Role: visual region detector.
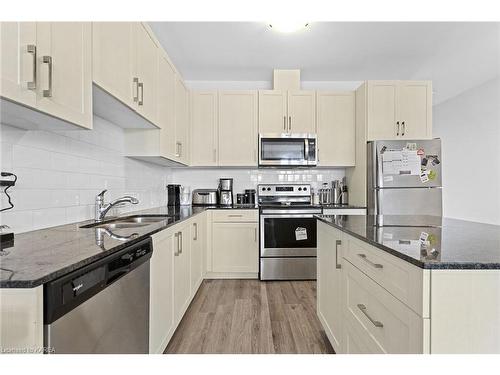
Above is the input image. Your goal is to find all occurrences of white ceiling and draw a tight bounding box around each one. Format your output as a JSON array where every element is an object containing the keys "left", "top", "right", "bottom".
[{"left": 149, "top": 22, "right": 500, "bottom": 104}]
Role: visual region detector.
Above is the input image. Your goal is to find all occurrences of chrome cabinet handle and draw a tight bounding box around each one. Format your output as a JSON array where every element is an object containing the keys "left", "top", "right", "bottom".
[
  {"left": 254, "top": 148, "right": 257, "bottom": 162},
  {"left": 193, "top": 223, "right": 198, "bottom": 241},
  {"left": 401, "top": 121, "right": 405, "bottom": 136},
  {"left": 133, "top": 77, "right": 139, "bottom": 102},
  {"left": 228, "top": 214, "right": 243, "bottom": 217},
  {"left": 357, "top": 253, "right": 383, "bottom": 269},
  {"left": 179, "top": 142, "right": 182, "bottom": 157},
  {"left": 288, "top": 116, "right": 292, "bottom": 132},
  {"left": 396, "top": 121, "right": 400, "bottom": 136},
  {"left": 283, "top": 116, "right": 286, "bottom": 131},
  {"left": 42, "top": 56, "right": 52, "bottom": 97},
  {"left": 254, "top": 227, "right": 257, "bottom": 242},
  {"left": 138, "top": 82, "right": 144, "bottom": 106},
  {"left": 213, "top": 149, "right": 217, "bottom": 162},
  {"left": 174, "top": 232, "right": 180, "bottom": 256},
  {"left": 27, "top": 44, "right": 36, "bottom": 90},
  {"left": 357, "top": 304, "right": 383, "bottom": 328},
  {"left": 335, "top": 240, "right": 342, "bottom": 269},
  {"left": 178, "top": 231, "right": 183, "bottom": 254},
  {"left": 176, "top": 142, "right": 181, "bottom": 157}
]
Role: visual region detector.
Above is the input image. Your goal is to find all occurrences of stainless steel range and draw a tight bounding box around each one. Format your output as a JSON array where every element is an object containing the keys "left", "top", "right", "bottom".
[{"left": 258, "top": 184, "right": 321, "bottom": 280}]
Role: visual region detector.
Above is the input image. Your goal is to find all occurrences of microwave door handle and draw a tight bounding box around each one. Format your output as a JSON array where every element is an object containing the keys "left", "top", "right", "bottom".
[{"left": 304, "top": 139, "right": 310, "bottom": 162}]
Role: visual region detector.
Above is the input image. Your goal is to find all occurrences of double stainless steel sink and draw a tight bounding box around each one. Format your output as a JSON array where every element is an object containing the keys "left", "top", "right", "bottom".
[{"left": 80, "top": 215, "right": 173, "bottom": 230}]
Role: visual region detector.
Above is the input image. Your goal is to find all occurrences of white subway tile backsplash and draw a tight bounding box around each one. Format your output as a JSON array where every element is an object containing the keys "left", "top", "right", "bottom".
[{"left": 1, "top": 116, "right": 170, "bottom": 233}]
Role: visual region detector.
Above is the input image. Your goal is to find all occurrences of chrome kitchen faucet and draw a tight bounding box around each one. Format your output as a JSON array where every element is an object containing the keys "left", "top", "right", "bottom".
[{"left": 95, "top": 189, "right": 139, "bottom": 222}]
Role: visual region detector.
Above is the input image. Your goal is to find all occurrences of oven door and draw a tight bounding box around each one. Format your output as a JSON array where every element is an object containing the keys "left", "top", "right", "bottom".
[
  {"left": 259, "top": 135, "right": 316, "bottom": 166},
  {"left": 260, "top": 214, "right": 317, "bottom": 257}
]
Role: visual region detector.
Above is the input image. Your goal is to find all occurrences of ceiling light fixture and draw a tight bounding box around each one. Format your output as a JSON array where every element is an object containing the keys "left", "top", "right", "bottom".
[{"left": 268, "top": 21, "right": 309, "bottom": 33}]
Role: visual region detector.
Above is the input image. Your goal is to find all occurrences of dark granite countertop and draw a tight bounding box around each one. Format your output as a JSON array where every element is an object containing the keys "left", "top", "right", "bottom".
[
  {"left": 0, "top": 205, "right": 257, "bottom": 288},
  {"left": 316, "top": 214, "right": 500, "bottom": 270}
]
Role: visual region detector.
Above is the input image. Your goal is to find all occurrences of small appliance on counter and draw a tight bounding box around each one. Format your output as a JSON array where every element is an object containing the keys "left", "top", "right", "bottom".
[
  {"left": 167, "top": 184, "right": 180, "bottom": 206},
  {"left": 192, "top": 189, "right": 218, "bottom": 206},
  {"left": 218, "top": 178, "right": 234, "bottom": 206},
  {"left": 179, "top": 185, "right": 191, "bottom": 206}
]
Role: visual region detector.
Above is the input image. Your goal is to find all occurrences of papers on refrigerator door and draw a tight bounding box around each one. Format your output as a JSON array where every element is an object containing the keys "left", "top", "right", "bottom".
[
  {"left": 382, "top": 149, "right": 420, "bottom": 176},
  {"left": 295, "top": 227, "right": 308, "bottom": 241}
]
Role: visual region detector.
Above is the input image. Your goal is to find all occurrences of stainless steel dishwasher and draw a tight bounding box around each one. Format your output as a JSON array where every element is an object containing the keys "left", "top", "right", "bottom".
[{"left": 44, "top": 237, "right": 152, "bottom": 354}]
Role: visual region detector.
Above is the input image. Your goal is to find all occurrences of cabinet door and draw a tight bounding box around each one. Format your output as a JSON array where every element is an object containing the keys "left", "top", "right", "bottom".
[
  {"left": 212, "top": 222, "right": 258, "bottom": 273},
  {"left": 367, "top": 81, "right": 398, "bottom": 140},
  {"left": 258, "top": 90, "right": 287, "bottom": 134},
  {"left": 317, "top": 221, "right": 343, "bottom": 353},
  {"left": 0, "top": 22, "right": 37, "bottom": 107},
  {"left": 191, "top": 91, "right": 218, "bottom": 166},
  {"left": 157, "top": 52, "right": 177, "bottom": 159},
  {"left": 150, "top": 229, "right": 175, "bottom": 353},
  {"left": 92, "top": 22, "right": 135, "bottom": 107},
  {"left": 173, "top": 225, "right": 191, "bottom": 323},
  {"left": 218, "top": 90, "right": 258, "bottom": 166},
  {"left": 36, "top": 22, "right": 92, "bottom": 129},
  {"left": 135, "top": 24, "right": 158, "bottom": 124},
  {"left": 287, "top": 90, "right": 316, "bottom": 133},
  {"left": 316, "top": 91, "right": 355, "bottom": 166},
  {"left": 398, "top": 81, "right": 432, "bottom": 139},
  {"left": 175, "top": 76, "right": 190, "bottom": 164},
  {"left": 190, "top": 215, "right": 205, "bottom": 294}
]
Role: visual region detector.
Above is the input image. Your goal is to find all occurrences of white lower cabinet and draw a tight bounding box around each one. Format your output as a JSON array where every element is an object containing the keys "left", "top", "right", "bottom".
[
  {"left": 317, "top": 221, "right": 343, "bottom": 353},
  {"left": 342, "top": 260, "right": 426, "bottom": 354},
  {"left": 317, "top": 221, "right": 430, "bottom": 354},
  {"left": 209, "top": 210, "right": 259, "bottom": 277},
  {"left": 190, "top": 213, "right": 206, "bottom": 294},
  {"left": 173, "top": 221, "right": 192, "bottom": 324},
  {"left": 149, "top": 227, "right": 175, "bottom": 354}
]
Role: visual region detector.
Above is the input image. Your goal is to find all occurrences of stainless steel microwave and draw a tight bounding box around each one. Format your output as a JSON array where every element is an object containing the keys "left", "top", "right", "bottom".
[{"left": 259, "top": 134, "right": 317, "bottom": 167}]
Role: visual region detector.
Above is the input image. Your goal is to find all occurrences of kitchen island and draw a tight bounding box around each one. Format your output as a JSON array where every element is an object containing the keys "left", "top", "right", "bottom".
[{"left": 315, "top": 214, "right": 500, "bottom": 354}]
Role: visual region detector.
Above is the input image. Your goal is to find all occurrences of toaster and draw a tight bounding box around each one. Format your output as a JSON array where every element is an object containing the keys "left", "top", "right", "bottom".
[{"left": 192, "top": 189, "right": 218, "bottom": 205}]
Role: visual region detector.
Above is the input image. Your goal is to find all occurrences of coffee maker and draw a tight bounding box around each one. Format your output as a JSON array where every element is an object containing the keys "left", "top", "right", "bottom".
[{"left": 218, "top": 178, "right": 233, "bottom": 206}]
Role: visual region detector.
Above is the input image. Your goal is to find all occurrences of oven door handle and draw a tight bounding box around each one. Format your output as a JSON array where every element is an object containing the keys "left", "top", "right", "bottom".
[{"left": 260, "top": 212, "right": 321, "bottom": 217}]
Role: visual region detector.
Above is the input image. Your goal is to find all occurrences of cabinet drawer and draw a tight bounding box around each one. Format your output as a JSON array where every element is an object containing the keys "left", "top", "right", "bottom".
[
  {"left": 343, "top": 260, "right": 426, "bottom": 353},
  {"left": 212, "top": 209, "right": 258, "bottom": 222},
  {"left": 343, "top": 235, "right": 428, "bottom": 316}
]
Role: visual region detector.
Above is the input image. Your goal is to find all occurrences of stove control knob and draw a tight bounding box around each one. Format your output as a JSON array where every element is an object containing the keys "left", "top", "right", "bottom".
[
  {"left": 303, "top": 187, "right": 307, "bottom": 191},
  {"left": 298, "top": 187, "right": 302, "bottom": 191},
  {"left": 267, "top": 187, "right": 271, "bottom": 191},
  {"left": 261, "top": 187, "right": 266, "bottom": 191}
]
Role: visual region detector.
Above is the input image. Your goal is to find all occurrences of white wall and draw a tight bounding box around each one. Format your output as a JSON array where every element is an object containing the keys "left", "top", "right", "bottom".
[
  {"left": 168, "top": 168, "right": 345, "bottom": 198},
  {"left": 0, "top": 116, "right": 170, "bottom": 233},
  {"left": 433, "top": 77, "right": 500, "bottom": 225}
]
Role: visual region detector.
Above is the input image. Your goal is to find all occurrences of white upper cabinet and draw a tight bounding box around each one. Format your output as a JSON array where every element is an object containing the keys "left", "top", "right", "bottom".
[
  {"left": 157, "top": 52, "right": 177, "bottom": 160},
  {"left": 218, "top": 90, "right": 258, "bottom": 166},
  {"left": 134, "top": 24, "right": 158, "bottom": 124},
  {"left": 174, "top": 76, "right": 190, "bottom": 165},
  {"left": 316, "top": 91, "right": 355, "bottom": 166},
  {"left": 36, "top": 22, "right": 92, "bottom": 129},
  {"left": 367, "top": 80, "right": 432, "bottom": 140},
  {"left": 397, "top": 81, "right": 432, "bottom": 139},
  {"left": 258, "top": 90, "right": 316, "bottom": 134},
  {"left": 0, "top": 22, "right": 92, "bottom": 129},
  {"left": 190, "top": 91, "right": 218, "bottom": 166},
  {"left": 92, "top": 22, "right": 135, "bottom": 107},
  {"left": 258, "top": 90, "right": 287, "bottom": 133},
  {"left": 0, "top": 22, "right": 37, "bottom": 107},
  {"left": 287, "top": 90, "right": 316, "bottom": 133}
]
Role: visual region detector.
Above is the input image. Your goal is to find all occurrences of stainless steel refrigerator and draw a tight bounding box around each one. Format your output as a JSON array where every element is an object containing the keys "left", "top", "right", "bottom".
[{"left": 367, "top": 139, "right": 442, "bottom": 219}]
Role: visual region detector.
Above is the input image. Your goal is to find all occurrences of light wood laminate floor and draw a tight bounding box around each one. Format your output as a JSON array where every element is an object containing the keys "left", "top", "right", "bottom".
[{"left": 165, "top": 279, "right": 334, "bottom": 354}]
